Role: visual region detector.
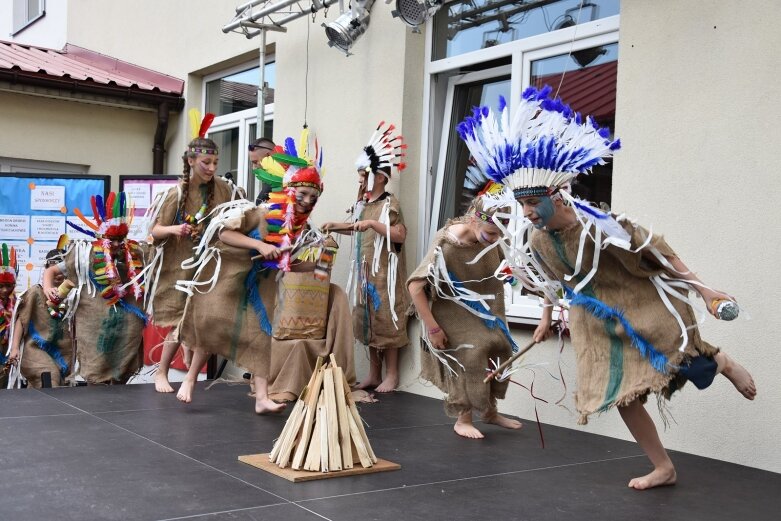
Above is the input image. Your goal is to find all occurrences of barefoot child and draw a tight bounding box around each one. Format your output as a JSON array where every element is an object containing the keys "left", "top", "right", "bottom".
[
  {"left": 457, "top": 86, "right": 756, "bottom": 486},
  {"left": 147, "top": 112, "right": 240, "bottom": 393},
  {"left": 323, "top": 122, "right": 410, "bottom": 393},
  {"left": 407, "top": 193, "right": 522, "bottom": 439},
  {"left": 8, "top": 246, "right": 74, "bottom": 388},
  {"left": 176, "top": 131, "right": 330, "bottom": 413}
]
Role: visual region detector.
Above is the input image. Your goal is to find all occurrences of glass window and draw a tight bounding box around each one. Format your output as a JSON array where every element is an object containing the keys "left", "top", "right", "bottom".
[
  {"left": 432, "top": 0, "right": 619, "bottom": 61},
  {"left": 12, "top": 0, "right": 44, "bottom": 33},
  {"left": 205, "top": 61, "right": 276, "bottom": 117},
  {"left": 529, "top": 42, "right": 619, "bottom": 207},
  {"left": 208, "top": 127, "right": 240, "bottom": 183}
]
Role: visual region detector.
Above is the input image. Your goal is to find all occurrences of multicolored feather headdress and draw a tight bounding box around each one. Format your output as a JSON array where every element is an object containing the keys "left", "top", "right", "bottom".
[
  {"left": 68, "top": 192, "right": 134, "bottom": 240},
  {"left": 252, "top": 145, "right": 286, "bottom": 192},
  {"left": 261, "top": 129, "right": 325, "bottom": 272},
  {"left": 187, "top": 109, "right": 217, "bottom": 155},
  {"left": 0, "top": 243, "right": 18, "bottom": 285},
  {"left": 355, "top": 121, "right": 407, "bottom": 196},
  {"left": 456, "top": 85, "right": 620, "bottom": 199}
]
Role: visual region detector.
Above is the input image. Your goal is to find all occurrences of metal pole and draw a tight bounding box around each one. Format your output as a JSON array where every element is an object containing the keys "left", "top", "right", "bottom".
[{"left": 257, "top": 28, "right": 266, "bottom": 140}]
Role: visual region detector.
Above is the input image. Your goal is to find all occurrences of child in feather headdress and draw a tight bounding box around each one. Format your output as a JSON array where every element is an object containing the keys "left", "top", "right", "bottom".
[
  {"left": 147, "top": 111, "right": 242, "bottom": 394},
  {"left": 459, "top": 86, "right": 756, "bottom": 488},
  {"left": 0, "top": 243, "right": 19, "bottom": 387},
  {"left": 43, "top": 193, "right": 146, "bottom": 385},
  {"left": 176, "top": 130, "right": 337, "bottom": 413},
  {"left": 323, "top": 122, "right": 411, "bottom": 393}
]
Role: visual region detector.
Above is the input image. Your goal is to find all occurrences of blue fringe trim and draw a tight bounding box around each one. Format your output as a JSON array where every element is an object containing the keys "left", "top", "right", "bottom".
[
  {"left": 366, "top": 282, "right": 381, "bottom": 312},
  {"left": 245, "top": 261, "right": 272, "bottom": 335},
  {"left": 117, "top": 299, "right": 148, "bottom": 326},
  {"left": 28, "top": 321, "right": 69, "bottom": 376},
  {"left": 66, "top": 220, "right": 97, "bottom": 238},
  {"left": 566, "top": 288, "right": 672, "bottom": 373},
  {"left": 447, "top": 271, "right": 519, "bottom": 353}
]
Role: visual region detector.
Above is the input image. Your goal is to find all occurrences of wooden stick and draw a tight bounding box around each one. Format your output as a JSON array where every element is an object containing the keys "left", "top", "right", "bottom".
[
  {"left": 323, "top": 367, "right": 342, "bottom": 471},
  {"left": 292, "top": 360, "right": 325, "bottom": 470},
  {"left": 342, "top": 376, "right": 376, "bottom": 463},
  {"left": 250, "top": 245, "right": 293, "bottom": 261},
  {"left": 333, "top": 366, "right": 353, "bottom": 469},
  {"left": 347, "top": 411, "right": 373, "bottom": 468},
  {"left": 304, "top": 394, "right": 324, "bottom": 472},
  {"left": 482, "top": 320, "right": 561, "bottom": 383},
  {"left": 276, "top": 398, "right": 307, "bottom": 468}
]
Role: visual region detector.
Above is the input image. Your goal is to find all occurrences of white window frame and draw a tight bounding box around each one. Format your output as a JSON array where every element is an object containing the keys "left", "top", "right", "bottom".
[
  {"left": 201, "top": 58, "right": 276, "bottom": 199},
  {"left": 419, "top": 13, "right": 620, "bottom": 323},
  {"left": 12, "top": 0, "right": 45, "bottom": 35}
]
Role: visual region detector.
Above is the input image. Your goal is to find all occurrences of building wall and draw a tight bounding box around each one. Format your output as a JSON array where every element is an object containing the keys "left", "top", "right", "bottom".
[
  {"left": 404, "top": 0, "right": 781, "bottom": 474},
  {"left": 0, "top": 90, "right": 156, "bottom": 181},
  {"left": 1, "top": 0, "right": 68, "bottom": 49}
]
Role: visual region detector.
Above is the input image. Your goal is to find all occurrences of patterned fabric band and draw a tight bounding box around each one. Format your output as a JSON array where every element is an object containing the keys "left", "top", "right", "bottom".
[
  {"left": 513, "top": 186, "right": 552, "bottom": 198},
  {"left": 287, "top": 181, "right": 322, "bottom": 192},
  {"left": 475, "top": 210, "right": 509, "bottom": 226},
  {"left": 189, "top": 147, "right": 218, "bottom": 155}
]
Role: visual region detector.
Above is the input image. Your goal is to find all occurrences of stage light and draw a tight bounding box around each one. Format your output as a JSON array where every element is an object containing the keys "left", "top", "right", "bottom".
[
  {"left": 323, "top": 9, "right": 372, "bottom": 55},
  {"left": 392, "top": 0, "right": 443, "bottom": 31}
]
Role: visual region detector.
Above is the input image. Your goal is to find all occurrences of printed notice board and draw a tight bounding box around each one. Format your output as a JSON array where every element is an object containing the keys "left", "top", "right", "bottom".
[
  {"left": 119, "top": 175, "right": 180, "bottom": 242},
  {"left": 0, "top": 173, "right": 109, "bottom": 290}
]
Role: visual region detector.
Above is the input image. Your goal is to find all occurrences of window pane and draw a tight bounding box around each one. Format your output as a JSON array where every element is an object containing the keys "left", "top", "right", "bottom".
[
  {"left": 208, "top": 127, "right": 240, "bottom": 187},
  {"left": 27, "top": 0, "right": 42, "bottom": 19},
  {"left": 205, "top": 62, "right": 276, "bottom": 117},
  {"left": 433, "top": 0, "right": 619, "bottom": 60},
  {"left": 436, "top": 75, "right": 511, "bottom": 229},
  {"left": 246, "top": 120, "right": 275, "bottom": 203},
  {"left": 530, "top": 42, "right": 619, "bottom": 207}
]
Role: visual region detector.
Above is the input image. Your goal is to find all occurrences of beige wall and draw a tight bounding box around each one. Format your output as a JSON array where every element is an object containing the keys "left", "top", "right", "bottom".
[
  {"left": 403, "top": 0, "right": 781, "bottom": 473},
  {"left": 0, "top": 90, "right": 157, "bottom": 185}
]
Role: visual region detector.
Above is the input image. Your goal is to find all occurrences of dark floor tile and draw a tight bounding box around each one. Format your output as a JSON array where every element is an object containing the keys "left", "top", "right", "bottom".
[
  {"left": 0, "top": 414, "right": 282, "bottom": 521},
  {"left": 0, "top": 388, "right": 80, "bottom": 418},
  {"left": 162, "top": 503, "right": 330, "bottom": 521},
  {"left": 177, "top": 419, "right": 642, "bottom": 502},
  {"left": 353, "top": 391, "right": 452, "bottom": 430},
  {"left": 301, "top": 456, "right": 781, "bottom": 521},
  {"left": 39, "top": 382, "right": 181, "bottom": 413}
]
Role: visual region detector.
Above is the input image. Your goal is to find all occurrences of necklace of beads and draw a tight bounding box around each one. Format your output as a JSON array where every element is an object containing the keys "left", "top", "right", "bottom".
[
  {"left": 91, "top": 241, "right": 144, "bottom": 306},
  {"left": 180, "top": 184, "right": 209, "bottom": 225},
  {"left": 0, "top": 295, "right": 14, "bottom": 343}
]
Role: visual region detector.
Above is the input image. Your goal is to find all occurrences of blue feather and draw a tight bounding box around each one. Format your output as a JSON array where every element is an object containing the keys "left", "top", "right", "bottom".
[
  {"left": 245, "top": 262, "right": 272, "bottom": 335},
  {"left": 284, "top": 137, "right": 297, "bottom": 158},
  {"left": 566, "top": 289, "right": 672, "bottom": 373},
  {"left": 609, "top": 139, "right": 622, "bottom": 151},
  {"left": 95, "top": 195, "right": 106, "bottom": 221},
  {"left": 119, "top": 192, "right": 127, "bottom": 218},
  {"left": 572, "top": 200, "right": 609, "bottom": 220},
  {"left": 65, "top": 220, "right": 97, "bottom": 238},
  {"left": 497, "top": 95, "right": 507, "bottom": 112}
]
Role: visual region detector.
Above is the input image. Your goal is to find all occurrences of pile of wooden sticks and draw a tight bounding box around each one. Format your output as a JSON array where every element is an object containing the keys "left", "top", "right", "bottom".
[{"left": 268, "top": 355, "right": 377, "bottom": 472}]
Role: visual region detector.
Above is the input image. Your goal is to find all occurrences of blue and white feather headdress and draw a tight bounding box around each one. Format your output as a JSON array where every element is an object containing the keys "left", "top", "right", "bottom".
[{"left": 457, "top": 85, "right": 620, "bottom": 198}]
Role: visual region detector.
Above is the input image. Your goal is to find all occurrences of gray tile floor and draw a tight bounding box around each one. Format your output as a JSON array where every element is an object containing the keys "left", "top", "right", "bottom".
[{"left": 1, "top": 383, "right": 778, "bottom": 521}]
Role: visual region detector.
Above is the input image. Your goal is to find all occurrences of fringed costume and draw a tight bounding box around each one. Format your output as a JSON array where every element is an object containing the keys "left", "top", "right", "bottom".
[
  {"left": 63, "top": 192, "right": 146, "bottom": 384},
  {"left": 408, "top": 218, "right": 514, "bottom": 417},
  {"left": 456, "top": 85, "right": 723, "bottom": 424},
  {"left": 348, "top": 122, "right": 410, "bottom": 351},
  {"left": 0, "top": 244, "right": 18, "bottom": 388}
]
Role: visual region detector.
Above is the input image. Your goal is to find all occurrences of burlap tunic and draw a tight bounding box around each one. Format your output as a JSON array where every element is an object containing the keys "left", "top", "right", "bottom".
[
  {"left": 65, "top": 244, "right": 145, "bottom": 384},
  {"left": 179, "top": 206, "right": 274, "bottom": 376},
  {"left": 351, "top": 193, "right": 410, "bottom": 349},
  {"left": 408, "top": 220, "right": 512, "bottom": 417},
  {"left": 15, "top": 285, "right": 73, "bottom": 387},
  {"left": 150, "top": 177, "right": 236, "bottom": 327},
  {"left": 530, "top": 221, "right": 719, "bottom": 423}
]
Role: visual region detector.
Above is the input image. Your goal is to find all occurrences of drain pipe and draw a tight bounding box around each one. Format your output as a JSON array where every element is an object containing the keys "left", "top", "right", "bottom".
[{"left": 153, "top": 101, "right": 170, "bottom": 175}]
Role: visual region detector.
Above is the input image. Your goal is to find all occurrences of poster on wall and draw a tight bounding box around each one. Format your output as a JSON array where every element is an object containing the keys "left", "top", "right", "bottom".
[
  {"left": 0, "top": 173, "right": 110, "bottom": 291},
  {"left": 119, "top": 175, "right": 180, "bottom": 242}
]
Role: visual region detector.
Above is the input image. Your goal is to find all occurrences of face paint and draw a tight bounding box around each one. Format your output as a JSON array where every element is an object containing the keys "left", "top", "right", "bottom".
[{"left": 533, "top": 196, "right": 555, "bottom": 229}]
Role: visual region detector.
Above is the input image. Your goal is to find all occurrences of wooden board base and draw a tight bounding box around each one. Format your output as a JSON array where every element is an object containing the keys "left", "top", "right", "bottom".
[{"left": 238, "top": 453, "right": 401, "bottom": 483}]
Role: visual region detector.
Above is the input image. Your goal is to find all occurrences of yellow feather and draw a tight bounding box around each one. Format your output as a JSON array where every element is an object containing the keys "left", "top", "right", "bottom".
[
  {"left": 260, "top": 156, "right": 285, "bottom": 177},
  {"left": 188, "top": 109, "right": 201, "bottom": 140},
  {"left": 299, "top": 128, "right": 310, "bottom": 162}
]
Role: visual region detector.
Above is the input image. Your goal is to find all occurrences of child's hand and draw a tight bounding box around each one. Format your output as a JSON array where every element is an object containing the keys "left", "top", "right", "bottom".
[
  {"left": 699, "top": 287, "right": 736, "bottom": 318},
  {"left": 8, "top": 347, "right": 20, "bottom": 365},
  {"left": 428, "top": 325, "right": 448, "bottom": 350},
  {"left": 353, "top": 220, "right": 376, "bottom": 232},
  {"left": 256, "top": 242, "right": 281, "bottom": 260},
  {"left": 171, "top": 223, "right": 192, "bottom": 237},
  {"left": 44, "top": 286, "right": 59, "bottom": 302},
  {"left": 533, "top": 317, "right": 553, "bottom": 343}
]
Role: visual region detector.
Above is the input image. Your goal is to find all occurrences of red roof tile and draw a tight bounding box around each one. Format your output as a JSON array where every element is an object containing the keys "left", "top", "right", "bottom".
[
  {"left": 0, "top": 40, "right": 183, "bottom": 95},
  {"left": 532, "top": 60, "right": 617, "bottom": 124}
]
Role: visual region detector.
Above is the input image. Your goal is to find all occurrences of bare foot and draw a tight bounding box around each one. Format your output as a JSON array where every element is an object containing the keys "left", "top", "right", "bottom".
[
  {"left": 720, "top": 353, "right": 757, "bottom": 400},
  {"left": 375, "top": 375, "right": 398, "bottom": 393},
  {"left": 255, "top": 397, "right": 286, "bottom": 415},
  {"left": 628, "top": 466, "right": 677, "bottom": 490},
  {"left": 356, "top": 377, "right": 381, "bottom": 390},
  {"left": 454, "top": 414, "right": 484, "bottom": 439},
  {"left": 483, "top": 411, "right": 523, "bottom": 430},
  {"left": 154, "top": 372, "right": 175, "bottom": 393},
  {"left": 176, "top": 379, "right": 196, "bottom": 403}
]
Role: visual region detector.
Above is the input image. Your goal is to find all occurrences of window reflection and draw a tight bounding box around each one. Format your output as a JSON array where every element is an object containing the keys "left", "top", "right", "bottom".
[
  {"left": 432, "top": 0, "right": 619, "bottom": 60},
  {"left": 205, "top": 62, "right": 276, "bottom": 117}
]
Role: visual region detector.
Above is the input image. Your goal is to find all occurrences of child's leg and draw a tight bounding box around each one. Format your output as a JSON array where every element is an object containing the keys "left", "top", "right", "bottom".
[
  {"left": 454, "top": 409, "right": 484, "bottom": 439},
  {"left": 714, "top": 351, "right": 756, "bottom": 399},
  {"left": 356, "top": 347, "right": 382, "bottom": 389},
  {"left": 375, "top": 348, "right": 399, "bottom": 393},
  {"left": 182, "top": 343, "right": 192, "bottom": 369},
  {"left": 154, "top": 329, "right": 179, "bottom": 393},
  {"left": 176, "top": 348, "right": 209, "bottom": 403},
  {"left": 253, "top": 374, "right": 286, "bottom": 414},
  {"left": 617, "top": 399, "right": 676, "bottom": 490}
]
